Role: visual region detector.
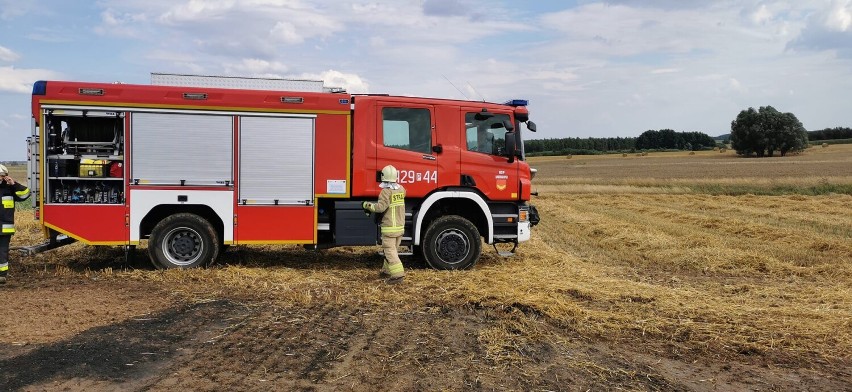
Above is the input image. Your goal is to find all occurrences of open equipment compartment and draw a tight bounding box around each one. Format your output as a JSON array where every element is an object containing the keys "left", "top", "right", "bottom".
[{"left": 43, "top": 109, "right": 125, "bottom": 204}]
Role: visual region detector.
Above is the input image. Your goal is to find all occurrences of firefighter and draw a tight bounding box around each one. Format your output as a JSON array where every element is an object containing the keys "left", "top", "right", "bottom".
[
  {"left": 362, "top": 165, "right": 406, "bottom": 284},
  {"left": 0, "top": 164, "right": 30, "bottom": 284}
]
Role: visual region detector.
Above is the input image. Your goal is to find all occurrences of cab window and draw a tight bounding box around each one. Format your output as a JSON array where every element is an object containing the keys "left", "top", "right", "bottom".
[
  {"left": 382, "top": 107, "right": 432, "bottom": 154},
  {"left": 465, "top": 112, "right": 510, "bottom": 156}
]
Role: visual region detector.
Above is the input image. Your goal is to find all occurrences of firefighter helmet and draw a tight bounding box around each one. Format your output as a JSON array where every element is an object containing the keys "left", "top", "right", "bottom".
[
  {"left": 381, "top": 165, "right": 398, "bottom": 183},
  {"left": 0, "top": 164, "right": 7, "bottom": 176}
]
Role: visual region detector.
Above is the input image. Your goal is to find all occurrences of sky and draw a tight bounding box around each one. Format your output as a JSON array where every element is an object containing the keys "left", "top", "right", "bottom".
[{"left": 1, "top": 0, "right": 852, "bottom": 160}]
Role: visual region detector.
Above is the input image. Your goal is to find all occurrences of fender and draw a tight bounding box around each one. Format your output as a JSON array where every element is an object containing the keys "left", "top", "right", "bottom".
[
  {"left": 413, "top": 191, "right": 493, "bottom": 245},
  {"left": 129, "top": 188, "right": 233, "bottom": 243}
]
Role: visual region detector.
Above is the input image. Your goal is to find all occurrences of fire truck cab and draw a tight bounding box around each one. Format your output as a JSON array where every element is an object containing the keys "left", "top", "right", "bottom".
[{"left": 27, "top": 78, "right": 539, "bottom": 270}]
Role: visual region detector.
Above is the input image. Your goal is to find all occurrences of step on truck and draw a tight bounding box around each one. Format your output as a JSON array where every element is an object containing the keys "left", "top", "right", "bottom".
[{"left": 26, "top": 76, "right": 540, "bottom": 270}]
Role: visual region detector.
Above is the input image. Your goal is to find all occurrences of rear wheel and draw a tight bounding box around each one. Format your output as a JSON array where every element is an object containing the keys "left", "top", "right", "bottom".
[
  {"left": 148, "top": 213, "right": 220, "bottom": 269},
  {"left": 421, "top": 215, "right": 481, "bottom": 270}
]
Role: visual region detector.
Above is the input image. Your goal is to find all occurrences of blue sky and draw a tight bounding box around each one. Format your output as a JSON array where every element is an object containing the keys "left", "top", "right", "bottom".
[{"left": 2, "top": 0, "right": 852, "bottom": 160}]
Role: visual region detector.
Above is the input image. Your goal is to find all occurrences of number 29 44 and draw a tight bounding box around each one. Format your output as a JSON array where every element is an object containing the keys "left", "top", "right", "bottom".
[{"left": 398, "top": 170, "right": 438, "bottom": 184}]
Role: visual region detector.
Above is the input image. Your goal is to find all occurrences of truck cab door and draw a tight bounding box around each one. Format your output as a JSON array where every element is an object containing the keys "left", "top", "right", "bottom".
[
  {"left": 459, "top": 109, "right": 519, "bottom": 200},
  {"left": 374, "top": 103, "right": 438, "bottom": 198}
]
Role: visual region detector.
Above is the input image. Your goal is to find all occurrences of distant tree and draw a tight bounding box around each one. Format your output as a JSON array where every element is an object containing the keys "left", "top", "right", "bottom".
[
  {"left": 636, "top": 129, "right": 715, "bottom": 150},
  {"left": 730, "top": 106, "right": 808, "bottom": 157}
]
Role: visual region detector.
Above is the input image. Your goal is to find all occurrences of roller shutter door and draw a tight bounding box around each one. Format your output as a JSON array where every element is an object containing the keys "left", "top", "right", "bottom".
[
  {"left": 239, "top": 116, "right": 314, "bottom": 205},
  {"left": 131, "top": 112, "right": 233, "bottom": 185}
]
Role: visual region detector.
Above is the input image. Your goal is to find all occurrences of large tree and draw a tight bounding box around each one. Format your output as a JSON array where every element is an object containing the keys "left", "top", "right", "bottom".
[{"left": 730, "top": 106, "right": 808, "bottom": 157}]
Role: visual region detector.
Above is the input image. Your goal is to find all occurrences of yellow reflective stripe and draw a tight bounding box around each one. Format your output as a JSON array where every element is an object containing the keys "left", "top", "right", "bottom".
[
  {"left": 2, "top": 200, "right": 12, "bottom": 209},
  {"left": 381, "top": 226, "right": 403, "bottom": 233},
  {"left": 1, "top": 224, "right": 14, "bottom": 234},
  {"left": 387, "top": 262, "right": 404, "bottom": 274},
  {"left": 15, "top": 188, "right": 30, "bottom": 199},
  {"left": 0, "top": 264, "right": 8, "bottom": 272}
]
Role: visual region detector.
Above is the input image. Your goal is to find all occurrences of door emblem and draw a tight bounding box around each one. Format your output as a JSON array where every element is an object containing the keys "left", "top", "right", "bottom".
[{"left": 495, "top": 174, "right": 508, "bottom": 191}]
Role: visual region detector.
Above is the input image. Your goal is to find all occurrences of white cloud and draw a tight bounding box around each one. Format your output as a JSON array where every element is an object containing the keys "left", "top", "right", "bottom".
[
  {"left": 299, "top": 70, "right": 369, "bottom": 94},
  {"left": 825, "top": 0, "right": 852, "bottom": 31},
  {"left": 158, "top": 0, "right": 236, "bottom": 24},
  {"left": 728, "top": 77, "right": 747, "bottom": 93},
  {"left": 0, "top": 66, "right": 63, "bottom": 94},
  {"left": 96, "top": 9, "right": 149, "bottom": 37},
  {"left": 787, "top": 0, "right": 852, "bottom": 56},
  {"left": 224, "top": 58, "right": 289, "bottom": 75},
  {"left": 751, "top": 4, "right": 773, "bottom": 24},
  {"left": 651, "top": 68, "right": 680, "bottom": 74},
  {"left": 269, "top": 21, "right": 304, "bottom": 44},
  {"left": 0, "top": 46, "right": 20, "bottom": 62}
]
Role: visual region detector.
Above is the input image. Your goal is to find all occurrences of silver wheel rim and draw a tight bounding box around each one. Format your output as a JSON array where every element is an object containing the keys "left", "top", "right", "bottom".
[
  {"left": 435, "top": 228, "right": 470, "bottom": 265},
  {"left": 161, "top": 227, "right": 204, "bottom": 266}
]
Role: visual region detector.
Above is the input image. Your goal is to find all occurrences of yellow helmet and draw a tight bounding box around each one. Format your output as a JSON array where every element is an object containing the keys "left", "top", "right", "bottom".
[{"left": 381, "top": 165, "right": 398, "bottom": 182}]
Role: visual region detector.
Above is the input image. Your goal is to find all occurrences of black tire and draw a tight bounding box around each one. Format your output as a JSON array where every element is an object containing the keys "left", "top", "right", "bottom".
[
  {"left": 148, "top": 213, "right": 220, "bottom": 269},
  {"left": 421, "top": 215, "right": 481, "bottom": 270}
]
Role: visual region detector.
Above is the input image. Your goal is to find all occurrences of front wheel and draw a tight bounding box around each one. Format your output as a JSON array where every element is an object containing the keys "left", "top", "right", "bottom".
[
  {"left": 421, "top": 215, "right": 481, "bottom": 270},
  {"left": 148, "top": 213, "right": 220, "bottom": 269}
]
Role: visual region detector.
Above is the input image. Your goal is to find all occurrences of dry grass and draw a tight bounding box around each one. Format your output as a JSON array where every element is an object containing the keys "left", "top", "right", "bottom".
[
  {"left": 531, "top": 144, "right": 852, "bottom": 195},
  {"left": 9, "top": 144, "right": 852, "bottom": 370}
]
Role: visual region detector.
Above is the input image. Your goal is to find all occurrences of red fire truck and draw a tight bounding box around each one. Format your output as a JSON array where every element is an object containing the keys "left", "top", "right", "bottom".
[{"left": 26, "top": 77, "right": 539, "bottom": 270}]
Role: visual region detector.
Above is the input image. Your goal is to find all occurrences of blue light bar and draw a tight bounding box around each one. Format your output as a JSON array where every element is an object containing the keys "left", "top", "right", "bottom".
[
  {"left": 504, "top": 99, "right": 528, "bottom": 106},
  {"left": 32, "top": 80, "right": 47, "bottom": 95}
]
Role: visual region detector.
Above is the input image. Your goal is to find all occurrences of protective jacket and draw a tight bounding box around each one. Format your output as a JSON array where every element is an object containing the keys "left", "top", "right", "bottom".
[
  {"left": 366, "top": 184, "right": 406, "bottom": 237},
  {"left": 1, "top": 181, "right": 30, "bottom": 235}
]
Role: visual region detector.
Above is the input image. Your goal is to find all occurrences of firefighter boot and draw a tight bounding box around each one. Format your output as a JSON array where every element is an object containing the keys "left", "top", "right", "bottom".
[
  {"left": 0, "top": 270, "right": 6, "bottom": 285},
  {"left": 379, "top": 259, "right": 391, "bottom": 278},
  {"left": 385, "top": 261, "right": 404, "bottom": 284}
]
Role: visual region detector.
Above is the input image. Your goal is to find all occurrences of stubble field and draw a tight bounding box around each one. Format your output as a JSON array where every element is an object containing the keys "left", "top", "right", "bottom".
[{"left": 1, "top": 145, "right": 850, "bottom": 391}]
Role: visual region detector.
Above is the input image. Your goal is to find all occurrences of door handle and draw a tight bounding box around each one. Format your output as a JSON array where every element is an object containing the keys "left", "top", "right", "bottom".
[{"left": 422, "top": 155, "right": 436, "bottom": 161}]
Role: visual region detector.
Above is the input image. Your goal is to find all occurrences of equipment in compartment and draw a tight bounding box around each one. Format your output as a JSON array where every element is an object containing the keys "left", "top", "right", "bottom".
[
  {"left": 48, "top": 159, "right": 77, "bottom": 177},
  {"left": 51, "top": 181, "right": 124, "bottom": 204},
  {"left": 46, "top": 111, "right": 124, "bottom": 156},
  {"left": 78, "top": 159, "right": 110, "bottom": 177}
]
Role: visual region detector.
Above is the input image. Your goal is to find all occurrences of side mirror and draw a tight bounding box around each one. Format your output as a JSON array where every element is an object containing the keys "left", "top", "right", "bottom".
[
  {"left": 502, "top": 119, "right": 515, "bottom": 131},
  {"left": 526, "top": 121, "right": 537, "bottom": 132},
  {"left": 504, "top": 131, "right": 516, "bottom": 163}
]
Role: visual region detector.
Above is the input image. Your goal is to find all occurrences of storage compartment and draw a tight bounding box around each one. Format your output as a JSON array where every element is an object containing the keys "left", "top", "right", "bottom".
[
  {"left": 43, "top": 108, "right": 125, "bottom": 204},
  {"left": 50, "top": 180, "right": 124, "bottom": 204},
  {"left": 334, "top": 201, "right": 379, "bottom": 246}
]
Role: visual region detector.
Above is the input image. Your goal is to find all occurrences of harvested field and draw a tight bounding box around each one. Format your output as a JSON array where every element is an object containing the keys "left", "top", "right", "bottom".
[{"left": 2, "top": 145, "right": 851, "bottom": 391}]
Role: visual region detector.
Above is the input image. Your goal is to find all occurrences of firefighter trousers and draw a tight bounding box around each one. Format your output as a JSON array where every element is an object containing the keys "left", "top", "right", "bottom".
[
  {"left": 381, "top": 235, "right": 404, "bottom": 279},
  {"left": 0, "top": 235, "right": 10, "bottom": 278}
]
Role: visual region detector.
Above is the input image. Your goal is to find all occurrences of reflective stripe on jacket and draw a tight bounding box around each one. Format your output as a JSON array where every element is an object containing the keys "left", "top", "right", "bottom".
[
  {"left": 1, "top": 182, "right": 30, "bottom": 236},
  {"left": 368, "top": 185, "right": 406, "bottom": 237}
]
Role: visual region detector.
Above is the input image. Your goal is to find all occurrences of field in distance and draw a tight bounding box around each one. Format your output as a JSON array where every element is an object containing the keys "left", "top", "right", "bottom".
[{"left": 1, "top": 145, "right": 850, "bottom": 391}]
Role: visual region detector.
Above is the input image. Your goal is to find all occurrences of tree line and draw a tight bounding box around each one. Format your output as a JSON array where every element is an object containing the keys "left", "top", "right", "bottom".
[
  {"left": 524, "top": 137, "right": 637, "bottom": 155},
  {"left": 525, "top": 130, "right": 717, "bottom": 156},
  {"left": 635, "top": 129, "right": 717, "bottom": 151},
  {"left": 525, "top": 106, "right": 851, "bottom": 157},
  {"left": 808, "top": 127, "right": 852, "bottom": 141}
]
